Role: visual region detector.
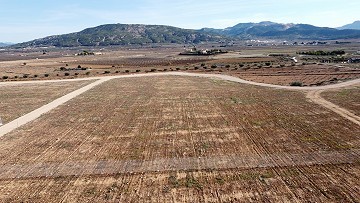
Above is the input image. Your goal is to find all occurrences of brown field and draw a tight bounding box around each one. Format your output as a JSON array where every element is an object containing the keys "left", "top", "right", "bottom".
[
  {"left": 0, "top": 80, "right": 95, "bottom": 124},
  {"left": 321, "top": 84, "right": 360, "bottom": 116},
  {"left": 0, "top": 76, "right": 359, "bottom": 202},
  {"left": 229, "top": 64, "right": 360, "bottom": 86}
]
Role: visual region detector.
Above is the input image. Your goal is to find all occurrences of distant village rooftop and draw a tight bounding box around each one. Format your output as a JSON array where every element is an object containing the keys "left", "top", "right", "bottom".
[{"left": 180, "top": 48, "right": 227, "bottom": 56}]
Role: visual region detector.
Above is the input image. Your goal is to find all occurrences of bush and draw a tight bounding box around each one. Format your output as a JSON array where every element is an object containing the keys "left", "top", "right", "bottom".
[
  {"left": 201, "top": 63, "right": 205, "bottom": 67},
  {"left": 265, "top": 62, "right": 271, "bottom": 66},
  {"left": 194, "top": 67, "right": 199, "bottom": 70},
  {"left": 125, "top": 70, "right": 130, "bottom": 73},
  {"left": 2, "top": 76, "right": 9, "bottom": 79},
  {"left": 211, "top": 65, "right": 217, "bottom": 69},
  {"left": 290, "top": 81, "right": 303, "bottom": 86},
  {"left": 85, "top": 72, "right": 91, "bottom": 75},
  {"left": 136, "top": 70, "right": 141, "bottom": 72},
  {"left": 77, "top": 65, "right": 82, "bottom": 69},
  {"left": 104, "top": 71, "right": 111, "bottom": 74},
  {"left": 150, "top": 69, "right": 157, "bottom": 72},
  {"left": 23, "top": 75, "right": 28, "bottom": 78},
  {"left": 14, "top": 76, "right": 18, "bottom": 79},
  {"left": 163, "top": 68, "right": 168, "bottom": 71},
  {"left": 44, "top": 74, "right": 49, "bottom": 77},
  {"left": 239, "top": 64, "right": 244, "bottom": 67},
  {"left": 176, "top": 68, "right": 180, "bottom": 71},
  {"left": 64, "top": 72, "right": 70, "bottom": 76},
  {"left": 75, "top": 73, "right": 79, "bottom": 76},
  {"left": 33, "top": 74, "right": 38, "bottom": 78},
  {"left": 225, "top": 65, "right": 231, "bottom": 68}
]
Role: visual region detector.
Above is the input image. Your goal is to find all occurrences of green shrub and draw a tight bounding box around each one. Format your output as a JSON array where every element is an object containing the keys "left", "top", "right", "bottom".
[{"left": 290, "top": 81, "right": 303, "bottom": 86}]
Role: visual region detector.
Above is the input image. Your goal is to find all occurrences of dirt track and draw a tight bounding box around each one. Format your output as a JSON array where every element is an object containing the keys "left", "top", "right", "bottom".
[
  {"left": 306, "top": 90, "right": 360, "bottom": 126},
  {"left": 1, "top": 148, "right": 359, "bottom": 180},
  {"left": 1, "top": 72, "right": 360, "bottom": 138}
]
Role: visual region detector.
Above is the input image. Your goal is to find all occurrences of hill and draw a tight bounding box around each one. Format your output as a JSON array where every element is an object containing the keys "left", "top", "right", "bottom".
[
  {"left": 337, "top": 21, "right": 360, "bottom": 30},
  {"left": 12, "top": 22, "right": 360, "bottom": 48},
  {"left": 13, "top": 24, "right": 227, "bottom": 48}
]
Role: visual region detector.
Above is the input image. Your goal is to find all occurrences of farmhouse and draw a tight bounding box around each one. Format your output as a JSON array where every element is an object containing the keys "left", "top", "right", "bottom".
[{"left": 348, "top": 58, "right": 360, "bottom": 63}]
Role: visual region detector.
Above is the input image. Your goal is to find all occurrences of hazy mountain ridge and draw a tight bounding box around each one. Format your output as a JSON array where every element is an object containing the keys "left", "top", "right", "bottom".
[
  {"left": 12, "top": 21, "right": 360, "bottom": 48},
  {"left": 0, "top": 42, "right": 13, "bottom": 47},
  {"left": 201, "top": 22, "right": 360, "bottom": 40},
  {"left": 337, "top": 21, "right": 360, "bottom": 30}
]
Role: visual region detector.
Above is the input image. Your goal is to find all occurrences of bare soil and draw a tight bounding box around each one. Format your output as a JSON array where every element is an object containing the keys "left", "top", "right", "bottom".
[
  {"left": 0, "top": 76, "right": 359, "bottom": 202},
  {"left": 0, "top": 80, "right": 95, "bottom": 124},
  {"left": 321, "top": 84, "right": 360, "bottom": 116}
]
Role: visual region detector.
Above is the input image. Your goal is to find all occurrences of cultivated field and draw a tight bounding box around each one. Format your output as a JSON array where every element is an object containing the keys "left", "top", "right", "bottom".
[
  {"left": 321, "top": 84, "right": 360, "bottom": 116},
  {"left": 2, "top": 44, "right": 360, "bottom": 87},
  {"left": 0, "top": 80, "right": 95, "bottom": 124},
  {"left": 0, "top": 76, "right": 359, "bottom": 202}
]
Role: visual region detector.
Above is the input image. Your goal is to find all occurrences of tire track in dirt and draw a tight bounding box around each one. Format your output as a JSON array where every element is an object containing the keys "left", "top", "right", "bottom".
[{"left": 0, "top": 149, "right": 358, "bottom": 180}]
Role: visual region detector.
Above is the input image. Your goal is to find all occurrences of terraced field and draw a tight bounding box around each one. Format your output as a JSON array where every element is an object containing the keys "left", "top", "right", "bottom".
[{"left": 0, "top": 76, "right": 359, "bottom": 202}]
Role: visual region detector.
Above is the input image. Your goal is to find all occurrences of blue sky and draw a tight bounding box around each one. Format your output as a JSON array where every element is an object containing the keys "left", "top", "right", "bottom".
[{"left": 0, "top": 0, "right": 359, "bottom": 42}]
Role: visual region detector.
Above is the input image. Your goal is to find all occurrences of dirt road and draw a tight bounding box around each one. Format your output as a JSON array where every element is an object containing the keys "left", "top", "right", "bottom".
[
  {"left": 1, "top": 72, "right": 360, "bottom": 137},
  {"left": 0, "top": 78, "right": 111, "bottom": 137},
  {"left": 306, "top": 90, "right": 360, "bottom": 126}
]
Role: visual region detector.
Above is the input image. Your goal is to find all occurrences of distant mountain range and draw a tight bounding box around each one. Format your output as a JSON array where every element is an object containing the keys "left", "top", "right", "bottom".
[
  {"left": 202, "top": 21, "right": 360, "bottom": 40},
  {"left": 337, "top": 21, "right": 360, "bottom": 30},
  {"left": 12, "top": 21, "right": 360, "bottom": 48},
  {"left": 0, "top": 42, "right": 13, "bottom": 47}
]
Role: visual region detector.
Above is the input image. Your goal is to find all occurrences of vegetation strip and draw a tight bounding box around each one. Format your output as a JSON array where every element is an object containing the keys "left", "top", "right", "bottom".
[{"left": 0, "top": 149, "right": 358, "bottom": 180}]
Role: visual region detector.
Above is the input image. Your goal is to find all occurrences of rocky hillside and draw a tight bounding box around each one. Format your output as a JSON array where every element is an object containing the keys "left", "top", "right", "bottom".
[{"left": 14, "top": 24, "right": 227, "bottom": 48}]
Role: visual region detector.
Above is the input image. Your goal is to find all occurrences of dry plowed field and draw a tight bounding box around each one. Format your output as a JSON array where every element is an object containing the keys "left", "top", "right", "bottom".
[
  {"left": 231, "top": 64, "right": 360, "bottom": 86},
  {"left": 321, "top": 85, "right": 360, "bottom": 116},
  {"left": 0, "top": 76, "right": 359, "bottom": 202},
  {"left": 0, "top": 80, "right": 95, "bottom": 124}
]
